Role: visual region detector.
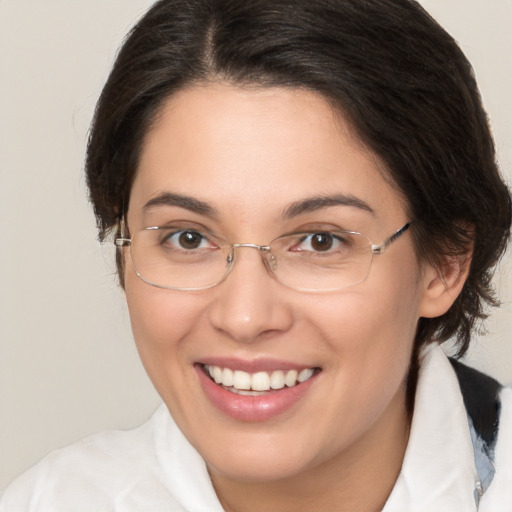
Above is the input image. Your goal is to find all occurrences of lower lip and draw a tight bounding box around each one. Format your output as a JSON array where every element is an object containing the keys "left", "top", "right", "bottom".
[{"left": 196, "top": 365, "right": 318, "bottom": 422}]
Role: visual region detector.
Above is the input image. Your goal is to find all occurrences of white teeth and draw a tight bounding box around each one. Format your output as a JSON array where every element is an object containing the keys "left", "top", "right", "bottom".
[
  {"left": 285, "top": 370, "right": 298, "bottom": 387},
  {"left": 212, "top": 366, "right": 223, "bottom": 384},
  {"left": 233, "top": 370, "right": 251, "bottom": 390},
  {"left": 222, "top": 368, "right": 234, "bottom": 387},
  {"left": 298, "top": 368, "right": 314, "bottom": 383},
  {"left": 252, "top": 371, "right": 271, "bottom": 391},
  {"left": 270, "top": 370, "right": 285, "bottom": 390},
  {"left": 204, "top": 365, "right": 316, "bottom": 391}
]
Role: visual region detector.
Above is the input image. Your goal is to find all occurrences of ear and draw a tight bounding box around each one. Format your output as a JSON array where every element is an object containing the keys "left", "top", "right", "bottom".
[{"left": 418, "top": 252, "right": 472, "bottom": 318}]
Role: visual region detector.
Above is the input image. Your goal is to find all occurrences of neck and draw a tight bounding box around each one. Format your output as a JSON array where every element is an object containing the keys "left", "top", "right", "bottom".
[{"left": 210, "top": 386, "right": 411, "bottom": 512}]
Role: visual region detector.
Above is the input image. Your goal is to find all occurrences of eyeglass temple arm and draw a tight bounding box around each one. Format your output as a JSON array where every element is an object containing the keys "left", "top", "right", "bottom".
[
  {"left": 115, "top": 238, "right": 132, "bottom": 247},
  {"left": 371, "top": 222, "right": 412, "bottom": 255}
]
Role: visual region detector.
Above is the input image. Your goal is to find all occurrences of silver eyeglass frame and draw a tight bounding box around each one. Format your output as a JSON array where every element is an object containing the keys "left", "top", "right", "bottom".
[{"left": 115, "top": 222, "right": 412, "bottom": 292}]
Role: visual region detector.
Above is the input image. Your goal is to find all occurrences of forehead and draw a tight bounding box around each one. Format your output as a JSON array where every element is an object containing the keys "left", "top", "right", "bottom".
[{"left": 129, "top": 83, "right": 406, "bottom": 233}]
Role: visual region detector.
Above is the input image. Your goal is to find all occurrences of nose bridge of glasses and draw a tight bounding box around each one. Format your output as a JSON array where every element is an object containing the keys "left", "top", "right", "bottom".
[
  {"left": 227, "top": 243, "right": 275, "bottom": 270},
  {"left": 232, "top": 242, "right": 271, "bottom": 251}
]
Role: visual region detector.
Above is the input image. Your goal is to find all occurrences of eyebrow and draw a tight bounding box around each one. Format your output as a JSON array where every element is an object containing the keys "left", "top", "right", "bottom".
[
  {"left": 283, "top": 194, "right": 375, "bottom": 219},
  {"left": 143, "top": 191, "right": 374, "bottom": 219},
  {"left": 143, "top": 192, "right": 217, "bottom": 217}
]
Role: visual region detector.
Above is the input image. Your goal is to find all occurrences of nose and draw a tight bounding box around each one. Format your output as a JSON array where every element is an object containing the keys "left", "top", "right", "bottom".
[{"left": 207, "top": 246, "right": 293, "bottom": 343}]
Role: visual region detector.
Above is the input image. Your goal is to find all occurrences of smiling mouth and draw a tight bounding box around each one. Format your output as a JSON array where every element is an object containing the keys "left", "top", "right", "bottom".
[{"left": 201, "top": 364, "right": 320, "bottom": 396}]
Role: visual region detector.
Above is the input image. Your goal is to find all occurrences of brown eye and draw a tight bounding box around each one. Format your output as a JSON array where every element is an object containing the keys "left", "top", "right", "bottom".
[
  {"left": 178, "top": 231, "right": 204, "bottom": 249},
  {"left": 310, "top": 233, "right": 334, "bottom": 251},
  {"left": 290, "top": 232, "right": 344, "bottom": 254}
]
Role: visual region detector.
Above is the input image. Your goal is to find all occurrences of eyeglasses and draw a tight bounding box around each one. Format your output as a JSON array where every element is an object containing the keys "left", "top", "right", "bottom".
[{"left": 115, "top": 222, "right": 411, "bottom": 292}]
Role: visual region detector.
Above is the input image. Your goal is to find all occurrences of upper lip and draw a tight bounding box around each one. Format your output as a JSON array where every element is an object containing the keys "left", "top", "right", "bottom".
[{"left": 197, "top": 357, "right": 318, "bottom": 373}]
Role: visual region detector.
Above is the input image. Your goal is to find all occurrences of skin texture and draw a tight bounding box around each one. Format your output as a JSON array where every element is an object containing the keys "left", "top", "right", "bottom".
[{"left": 124, "top": 83, "right": 467, "bottom": 512}]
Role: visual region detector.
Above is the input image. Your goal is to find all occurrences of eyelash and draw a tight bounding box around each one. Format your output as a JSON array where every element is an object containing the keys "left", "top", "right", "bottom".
[
  {"left": 291, "top": 232, "right": 347, "bottom": 253},
  {"left": 160, "top": 229, "right": 216, "bottom": 251}
]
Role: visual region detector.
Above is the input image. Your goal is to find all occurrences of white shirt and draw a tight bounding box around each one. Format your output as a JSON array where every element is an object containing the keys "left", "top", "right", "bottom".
[{"left": 2, "top": 345, "right": 511, "bottom": 511}]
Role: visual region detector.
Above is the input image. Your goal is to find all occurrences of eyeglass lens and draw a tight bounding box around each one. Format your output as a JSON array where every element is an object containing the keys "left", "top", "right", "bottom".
[{"left": 128, "top": 228, "right": 375, "bottom": 291}]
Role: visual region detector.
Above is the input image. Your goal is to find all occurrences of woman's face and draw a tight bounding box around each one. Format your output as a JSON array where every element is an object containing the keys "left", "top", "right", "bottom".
[{"left": 125, "top": 83, "right": 436, "bottom": 483}]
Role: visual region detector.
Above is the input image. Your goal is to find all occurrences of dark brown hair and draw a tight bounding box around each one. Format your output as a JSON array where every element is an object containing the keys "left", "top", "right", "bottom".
[{"left": 86, "top": 0, "right": 511, "bottom": 357}]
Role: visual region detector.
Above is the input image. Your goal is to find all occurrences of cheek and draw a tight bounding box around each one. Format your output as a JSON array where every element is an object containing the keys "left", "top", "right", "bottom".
[
  {"left": 307, "top": 279, "right": 421, "bottom": 357},
  {"left": 304, "top": 254, "right": 424, "bottom": 392},
  {"left": 124, "top": 269, "right": 205, "bottom": 371},
  {"left": 305, "top": 271, "right": 421, "bottom": 430}
]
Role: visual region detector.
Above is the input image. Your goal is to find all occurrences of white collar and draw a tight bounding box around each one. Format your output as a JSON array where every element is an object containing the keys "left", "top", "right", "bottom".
[
  {"left": 153, "top": 406, "right": 225, "bottom": 511},
  {"left": 383, "top": 344, "right": 480, "bottom": 511}
]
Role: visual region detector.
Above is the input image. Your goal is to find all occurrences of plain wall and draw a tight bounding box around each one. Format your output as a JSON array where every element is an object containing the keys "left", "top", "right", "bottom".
[{"left": 1, "top": 0, "right": 511, "bottom": 490}]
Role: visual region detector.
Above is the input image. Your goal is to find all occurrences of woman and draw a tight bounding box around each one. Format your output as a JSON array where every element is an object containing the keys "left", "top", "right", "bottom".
[{"left": 2, "top": 0, "right": 511, "bottom": 510}]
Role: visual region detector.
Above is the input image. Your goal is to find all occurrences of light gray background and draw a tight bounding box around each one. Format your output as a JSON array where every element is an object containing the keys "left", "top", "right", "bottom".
[{"left": 1, "top": 0, "right": 511, "bottom": 491}]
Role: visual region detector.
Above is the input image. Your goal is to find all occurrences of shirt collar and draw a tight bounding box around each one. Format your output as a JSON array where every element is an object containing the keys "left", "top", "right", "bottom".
[{"left": 383, "top": 344, "right": 480, "bottom": 511}]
